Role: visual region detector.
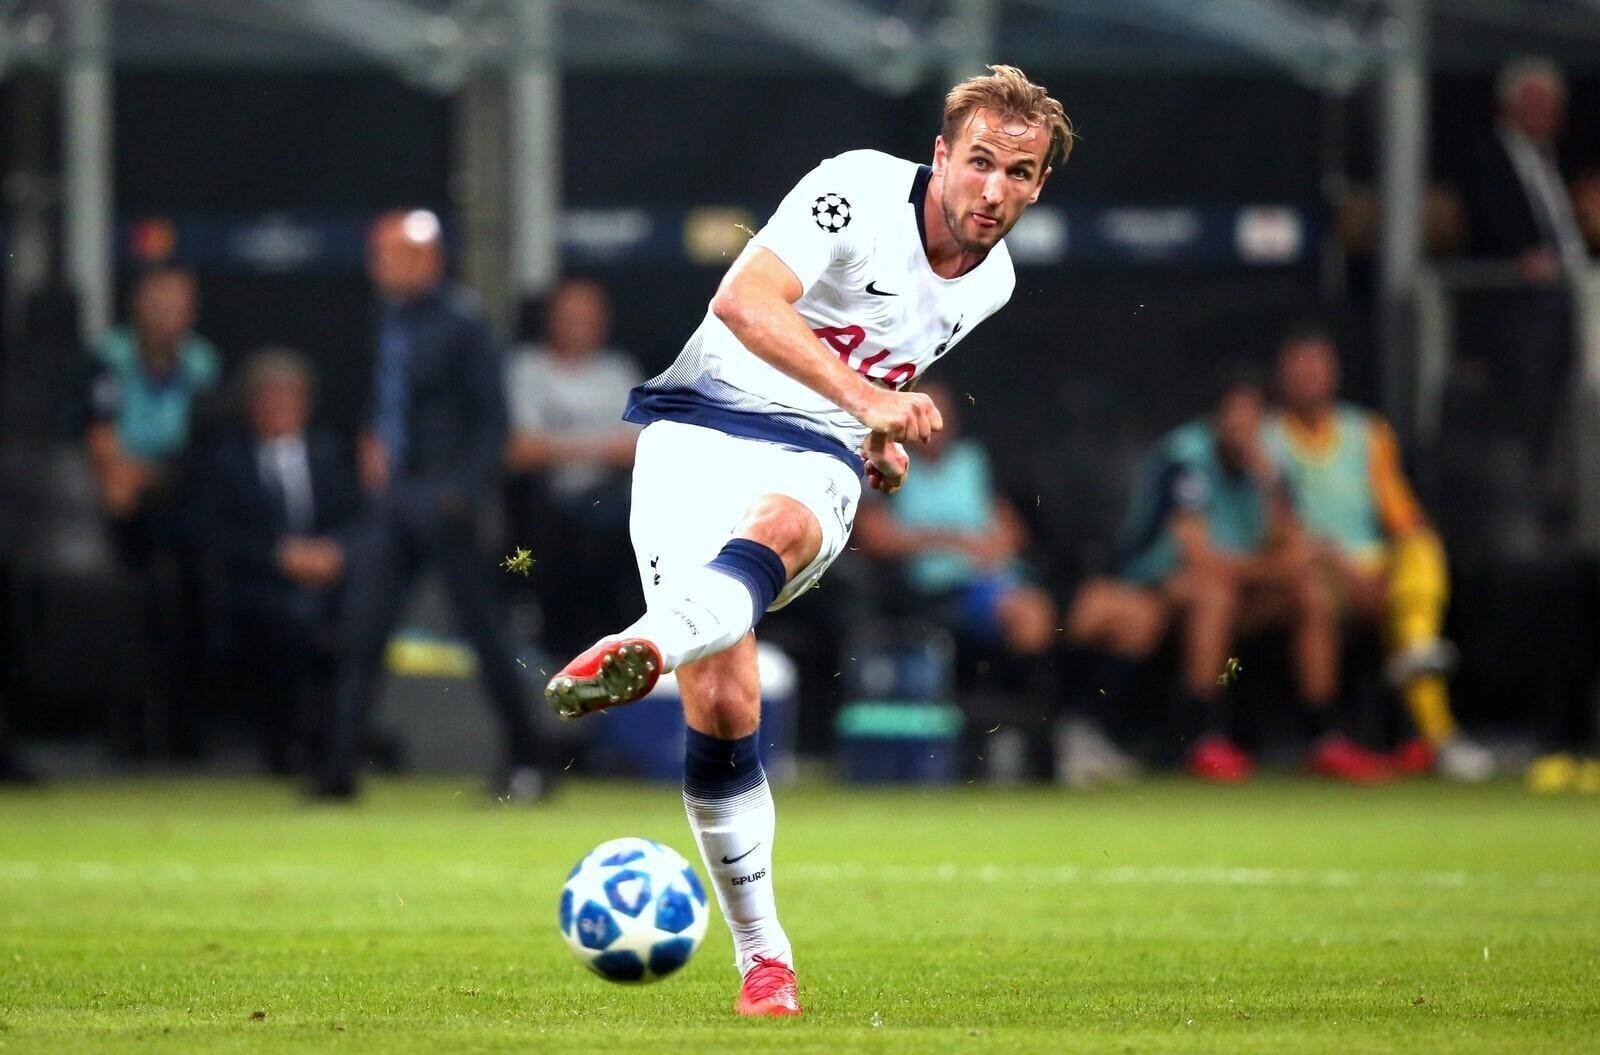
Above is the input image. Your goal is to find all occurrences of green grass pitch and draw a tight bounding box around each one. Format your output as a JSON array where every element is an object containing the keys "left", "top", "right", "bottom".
[{"left": 2, "top": 777, "right": 1597, "bottom": 1053}]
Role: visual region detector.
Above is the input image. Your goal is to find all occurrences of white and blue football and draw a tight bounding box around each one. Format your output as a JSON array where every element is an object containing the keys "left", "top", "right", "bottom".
[{"left": 559, "top": 836, "right": 709, "bottom": 983}]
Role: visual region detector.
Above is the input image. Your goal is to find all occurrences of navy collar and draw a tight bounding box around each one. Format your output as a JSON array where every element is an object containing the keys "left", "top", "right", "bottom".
[{"left": 910, "top": 164, "right": 932, "bottom": 254}]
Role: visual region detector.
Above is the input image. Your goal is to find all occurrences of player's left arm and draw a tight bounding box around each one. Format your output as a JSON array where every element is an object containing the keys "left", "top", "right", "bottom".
[
  {"left": 711, "top": 247, "right": 939, "bottom": 444},
  {"left": 1367, "top": 417, "right": 1429, "bottom": 538}
]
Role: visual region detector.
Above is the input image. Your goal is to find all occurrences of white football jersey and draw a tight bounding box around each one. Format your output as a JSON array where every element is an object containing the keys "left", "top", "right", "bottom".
[{"left": 625, "top": 149, "right": 1016, "bottom": 472}]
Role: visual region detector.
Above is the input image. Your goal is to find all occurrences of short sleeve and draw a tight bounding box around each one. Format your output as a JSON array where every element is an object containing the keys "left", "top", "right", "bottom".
[
  {"left": 1367, "top": 416, "right": 1426, "bottom": 536},
  {"left": 504, "top": 352, "right": 548, "bottom": 433},
  {"left": 187, "top": 338, "right": 222, "bottom": 390},
  {"left": 1166, "top": 462, "right": 1211, "bottom": 515},
  {"left": 750, "top": 157, "right": 869, "bottom": 293},
  {"left": 87, "top": 369, "right": 122, "bottom": 424}
]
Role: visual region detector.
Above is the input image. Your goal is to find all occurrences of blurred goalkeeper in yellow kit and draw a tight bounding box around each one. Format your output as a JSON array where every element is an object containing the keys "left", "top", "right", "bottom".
[{"left": 1265, "top": 327, "right": 1493, "bottom": 781}]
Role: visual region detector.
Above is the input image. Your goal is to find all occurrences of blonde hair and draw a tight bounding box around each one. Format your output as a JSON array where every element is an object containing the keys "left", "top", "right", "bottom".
[{"left": 943, "top": 65, "right": 1075, "bottom": 169}]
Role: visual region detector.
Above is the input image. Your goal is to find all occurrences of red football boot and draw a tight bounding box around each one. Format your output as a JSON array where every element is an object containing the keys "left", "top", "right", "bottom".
[
  {"left": 1186, "top": 734, "right": 1254, "bottom": 784},
  {"left": 1390, "top": 738, "right": 1436, "bottom": 777},
  {"left": 544, "top": 637, "right": 662, "bottom": 719},
  {"left": 1306, "top": 734, "right": 1394, "bottom": 784},
  {"left": 736, "top": 955, "right": 802, "bottom": 1017}
]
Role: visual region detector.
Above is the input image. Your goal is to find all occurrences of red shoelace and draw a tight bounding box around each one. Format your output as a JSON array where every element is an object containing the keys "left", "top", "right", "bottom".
[{"left": 742, "top": 956, "right": 795, "bottom": 1001}]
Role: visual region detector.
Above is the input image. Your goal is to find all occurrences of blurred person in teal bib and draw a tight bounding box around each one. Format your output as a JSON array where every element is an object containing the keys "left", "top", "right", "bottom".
[
  {"left": 1067, "top": 371, "right": 1393, "bottom": 784},
  {"left": 82, "top": 266, "right": 221, "bottom": 759},
  {"left": 85, "top": 266, "right": 220, "bottom": 533},
  {"left": 855, "top": 381, "right": 1054, "bottom": 653},
  {"left": 855, "top": 383, "right": 1138, "bottom": 786}
]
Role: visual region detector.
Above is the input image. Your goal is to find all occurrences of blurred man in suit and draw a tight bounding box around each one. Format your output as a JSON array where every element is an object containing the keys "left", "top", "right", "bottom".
[
  {"left": 1462, "top": 57, "right": 1589, "bottom": 468},
  {"left": 192, "top": 349, "right": 357, "bottom": 774},
  {"left": 319, "top": 210, "right": 547, "bottom": 801},
  {"left": 1469, "top": 58, "right": 1586, "bottom": 280}
]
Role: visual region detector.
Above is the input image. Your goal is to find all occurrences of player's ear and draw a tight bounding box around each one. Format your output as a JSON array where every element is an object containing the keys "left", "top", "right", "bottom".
[
  {"left": 932, "top": 134, "right": 949, "bottom": 174},
  {"left": 1027, "top": 165, "right": 1053, "bottom": 205}
]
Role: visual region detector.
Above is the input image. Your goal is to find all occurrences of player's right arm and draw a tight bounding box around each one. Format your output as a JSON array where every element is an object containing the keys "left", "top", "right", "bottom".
[
  {"left": 1365, "top": 417, "right": 1427, "bottom": 539},
  {"left": 710, "top": 247, "right": 940, "bottom": 444}
]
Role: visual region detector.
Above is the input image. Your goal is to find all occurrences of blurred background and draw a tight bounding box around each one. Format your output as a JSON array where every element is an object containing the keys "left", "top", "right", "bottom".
[{"left": 0, "top": 0, "right": 1596, "bottom": 796}]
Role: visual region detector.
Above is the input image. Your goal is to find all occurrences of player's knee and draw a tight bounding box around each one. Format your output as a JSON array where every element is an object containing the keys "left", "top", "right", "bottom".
[
  {"left": 1019, "top": 589, "right": 1059, "bottom": 650},
  {"left": 1001, "top": 588, "right": 1056, "bottom": 654},
  {"left": 678, "top": 643, "right": 763, "bottom": 739},
  {"left": 1184, "top": 572, "right": 1239, "bottom": 616},
  {"left": 735, "top": 499, "right": 821, "bottom": 576},
  {"left": 684, "top": 688, "right": 761, "bottom": 741},
  {"left": 1064, "top": 581, "right": 1112, "bottom": 644},
  {"left": 1297, "top": 575, "right": 1336, "bottom": 621},
  {"left": 1117, "top": 605, "right": 1168, "bottom": 659}
]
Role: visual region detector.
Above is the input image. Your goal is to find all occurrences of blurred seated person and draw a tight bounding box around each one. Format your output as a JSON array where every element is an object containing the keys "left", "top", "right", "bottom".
[
  {"left": 192, "top": 349, "right": 358, "bottom": 774},
  {"left": 852, "top": 382, "right": 1135, "bottom": 786},
  {"left": 504, "top": 278, "right": 642, "bottom": 655},
  {"left": 82, "top": 265, "right": 220, "bottom": 759},
  {"left": 1266, "top": 328, "right": 1493, "bottom": 782},
  {"left": 1066, "top": 372, "right": 1390, "bottom": 784}
]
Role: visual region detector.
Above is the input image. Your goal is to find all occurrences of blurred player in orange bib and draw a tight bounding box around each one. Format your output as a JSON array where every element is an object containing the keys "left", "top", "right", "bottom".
[
  {"left": 1266, "top": 327, "right": 1493, "bottom": 781},
  {"left": 544, "top": 66, "right": 1072, "bottom": 1015}
]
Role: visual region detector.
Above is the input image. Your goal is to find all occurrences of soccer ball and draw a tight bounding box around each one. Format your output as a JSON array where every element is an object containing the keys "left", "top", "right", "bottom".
[{"left": 559, "top": 836, "right": 710, "bottom": 983}]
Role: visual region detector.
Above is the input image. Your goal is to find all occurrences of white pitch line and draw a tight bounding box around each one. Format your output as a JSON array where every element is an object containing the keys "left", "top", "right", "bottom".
[
  {"left": 785, "top": 862, "right": 1600, "bottom": 890},
  {"left": 0, "top": 860, "right": 1596, "bottom": 891}
]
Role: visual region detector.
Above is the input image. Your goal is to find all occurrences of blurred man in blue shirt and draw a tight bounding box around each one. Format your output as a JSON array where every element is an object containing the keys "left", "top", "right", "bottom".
[
  {"left": 319, "top": 211, "right": 547, "bottom": 801},
  {"left": 855, "top": 381, "right": 1054, "bottom": 652}
]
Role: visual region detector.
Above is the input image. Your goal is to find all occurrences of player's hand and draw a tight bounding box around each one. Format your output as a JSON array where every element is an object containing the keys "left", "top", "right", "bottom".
[
  {"left": 862, "top": 432, "right": 909, "bottom": 494},
  {"left": 854, "top": 387, "right": 942, "bottom": 445}
]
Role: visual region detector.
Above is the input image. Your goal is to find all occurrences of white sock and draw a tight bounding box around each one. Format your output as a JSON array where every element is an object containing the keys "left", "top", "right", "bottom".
[
  {"left": 683, "top": 763, "right": 791, "bottom": 975},
  {"left": 623, "top": 565, "right": 757, "bottom": 672}
]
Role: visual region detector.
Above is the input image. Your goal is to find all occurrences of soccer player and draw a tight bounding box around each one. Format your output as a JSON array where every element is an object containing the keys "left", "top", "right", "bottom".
[
  {"left": 1264, "top": 327, "right": 1494, "bottom": 781},
  {"left": 544, "top": 66, "right": 1071, "bottom": 1016}
]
